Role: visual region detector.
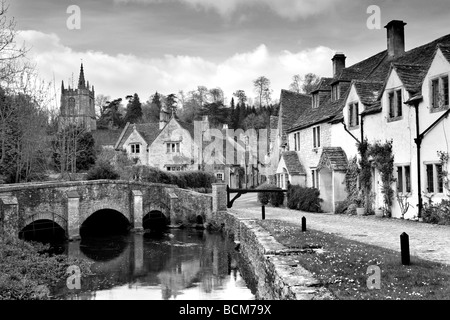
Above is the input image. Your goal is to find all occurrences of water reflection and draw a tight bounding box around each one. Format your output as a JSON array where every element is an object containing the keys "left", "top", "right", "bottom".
[{"left": 54, "top": 229, "right": 255, "bottom": 300}]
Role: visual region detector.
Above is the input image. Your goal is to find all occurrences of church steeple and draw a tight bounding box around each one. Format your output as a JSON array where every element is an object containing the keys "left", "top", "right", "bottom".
[
  {"left": 61, "top": 80, "right": 65, "bottom": 92},
  {"left": 78, "top": 63, "right": 86, "bottom": 89}
]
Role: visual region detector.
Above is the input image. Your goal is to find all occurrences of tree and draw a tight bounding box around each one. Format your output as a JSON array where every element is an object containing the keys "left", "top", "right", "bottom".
[
  {"left": 142, "top": 91, "right": 162, "bottom": 123},
  {"left": 233, "top": 90, "right": 247, "bottom": 107},
  {"left": 289, "top": 74, "right": 302, "bottom": 93},
  {"left": 97, "top": 98, "right": 124, "bottom": 129},
  {"left": 166, "top": 93, "right": 178, "bottom": 115},
  {"left": 124, "top": 93, "right": 143, "bottom": 124},
  {"left": 209, "top": 87, "right": 224, "bottom": 103},
  {"left": 95, "top": 94, "right": 110, "bottom": 120},
  {"left": 253, "top": 76, "right": 271, "bottom": 107},
  {"left": 302, "top": 73, "right": 321, "bottom": 94},
  {"left": 199, "top": 101, "right": 229, "bottom": 128}
]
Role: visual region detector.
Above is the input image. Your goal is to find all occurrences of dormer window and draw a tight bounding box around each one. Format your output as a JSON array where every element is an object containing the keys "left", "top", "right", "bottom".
[
  {"left": 431, "top": 74, "right": 449, "bottom": 111},
  {"left": 348, "top": 102, "right": 359, "bottom": 128},
  {"left": 130, "top": 144, "right": 140, "bottom": 154},
  {"left": 312, "top": 94, "right": 319, "bottom": 108},
  {"left": 387, "top": 89, "right": 403, "bottom": 121},
  {"left": 332, "top": 85, "right": 340, "bottom": 101}
]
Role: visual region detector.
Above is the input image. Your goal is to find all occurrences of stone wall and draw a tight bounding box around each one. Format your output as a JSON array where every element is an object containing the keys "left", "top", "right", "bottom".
[{"left": 212, "top": 209, "right": 333, "bottom": 300}]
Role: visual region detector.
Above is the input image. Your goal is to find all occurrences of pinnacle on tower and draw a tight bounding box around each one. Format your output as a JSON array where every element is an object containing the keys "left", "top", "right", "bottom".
[
  {"left": 61, "top": 80, "right": 65, "bottom": 92},
  {"left": 78, "top": 63, "right": 86, "bottom": 89}
]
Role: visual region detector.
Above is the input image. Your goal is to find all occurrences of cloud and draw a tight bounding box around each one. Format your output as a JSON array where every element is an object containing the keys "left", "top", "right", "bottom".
[
  {"left": 17, "top": 30, "right": 335, "bottom": 107},
  {"left": 114, "top": 0, "right": 341, "bottom": 19}
]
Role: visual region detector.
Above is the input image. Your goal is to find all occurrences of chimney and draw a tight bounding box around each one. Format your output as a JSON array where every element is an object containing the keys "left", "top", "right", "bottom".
[
  {"left": 332, "top": 53, "right": 346, "bottom": 77},
  {"left": 385, "top": 20, "right": 407, "bottom": 59}
]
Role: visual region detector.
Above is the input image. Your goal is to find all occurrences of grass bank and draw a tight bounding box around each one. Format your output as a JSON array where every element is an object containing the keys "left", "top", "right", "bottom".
[
  {"left": 258, "top": 219, "right": 450, "bottom": 300},
  {"left": 0, "top": 235, "right": 92, "bottom": 300}
]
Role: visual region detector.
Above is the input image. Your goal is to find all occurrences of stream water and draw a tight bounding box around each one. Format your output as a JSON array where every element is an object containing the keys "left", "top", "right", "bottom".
[{"left": 50, "top": 229, "right": 256, "bottom": 300}]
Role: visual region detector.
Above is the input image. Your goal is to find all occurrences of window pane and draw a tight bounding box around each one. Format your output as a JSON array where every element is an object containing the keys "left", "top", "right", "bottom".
[
  {"left": 437, "top": 164, "right": 444, "bottom": 193},
  {"left": 405, "top": 166, "right": 411, "bottom": 193},
  {"left": 355, "top": 103, "right": 359, "bottom": 125},
  {"left": 317, "top": 126, "right": 321, "bottom": 147},
  {"left": 396, "top": 90, "right": 402, "bottom": 117},
  {"left": 426, "top": 164, "right": 434, "bottom": 192},
  {"left": 176, "top": 143, "right": 180, "bottom": 153},
  {"left": 397, "top": 167, "right": 403, "bottom": 192},
  {"left": 136, "top": 145, "right": 140, "bottom": 153},
  {"left": 432, "top": 79, "right": 439, "bottom": 108},
  {"left": 349, "top": 104, "right": 353, "bottom": 126},
  {"left": 313, "top": 128, "right": 316, "bottom": 148},
  {"left": 167, "top": 144, "right": 170, "bottom": 153},
  {"left": 443, "top": 76, "right": 449, "bottom": 106},
  {"left": 311, "top": 170, "right": 315, "bottom": 188},
  {"left": 389, "top": 92, "right": 395, "bottom": 117},
  {"left": 294, "top": 134, "right": 297, "bottom": 151}
]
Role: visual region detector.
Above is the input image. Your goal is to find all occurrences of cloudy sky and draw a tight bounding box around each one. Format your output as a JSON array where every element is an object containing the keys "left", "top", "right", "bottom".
[{"left": 9, "top": 0, "right": 450, "bottom": 107}]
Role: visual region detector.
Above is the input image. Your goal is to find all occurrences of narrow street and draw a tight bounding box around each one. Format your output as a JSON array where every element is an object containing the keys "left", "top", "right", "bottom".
[{"left": 231, "top": 195, "right": 450, "bottom": 266}]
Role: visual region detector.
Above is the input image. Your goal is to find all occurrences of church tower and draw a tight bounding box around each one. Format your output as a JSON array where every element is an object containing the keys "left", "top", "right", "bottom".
[{"left": 60, "top": 63, "right": 96, "bottom": 131}]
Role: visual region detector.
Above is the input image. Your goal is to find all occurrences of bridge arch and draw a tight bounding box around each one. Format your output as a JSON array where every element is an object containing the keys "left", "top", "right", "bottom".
[
  {"left": 23, "top": 212, "right": 67, "bottom": 232},
  {"left": 143, "top": 210, "right": 169, "bottom": 231},
  {"left": 83, "top": 203, "right": 130, "bottom": 225}
]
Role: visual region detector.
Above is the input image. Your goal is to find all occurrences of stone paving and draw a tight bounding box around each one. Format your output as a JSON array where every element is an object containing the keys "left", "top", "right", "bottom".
[{"left": 230, "top": 206, "right": 450, "bottom": 266}]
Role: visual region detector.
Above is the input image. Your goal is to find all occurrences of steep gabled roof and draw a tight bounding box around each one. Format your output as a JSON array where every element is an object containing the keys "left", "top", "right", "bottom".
[
  {"left": 391, "top": 63, "right": 429, "bottom": 94},
  {"left": 311, "top": 77, "right": 333, "bottom": 92},
  {"left": 354, "top": 80, "right": 385, "bottom": 106},
  {"left": 282, "top": 151, "right": 306, "bottom": 175},
  {"left": 317, "top": 147, "right": 348, "bottom": 172},
  {"left": 115, "top": 122, "right": 161, "bottom": 149},
  {"left": 177, "top": 120, "right": 195, "bottom": 138},
  {"left": 92, "top": 129, "right": 123, "bottom": 147},
  {"left": 279, "top": 89, "right": 311, "bottom": 139},
  {"left": 438, "top": 44, "right": 450, "bottom": 64}
]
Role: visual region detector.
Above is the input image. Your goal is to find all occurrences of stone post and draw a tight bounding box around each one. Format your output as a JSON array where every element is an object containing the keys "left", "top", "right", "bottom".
[
  {"left": 133, "top": 233, "right": 144, "bottom": 274},
  {"left": 0, "top": 194, "right": 19, "bottom": 237},
  {"left": 132, "top": 190, "right": 144, "bottom": 232},
  {"left": 168, "top": 190, "right": 179, "bottom": 226},
  {"left": 212, "top": 183, "right": 227, "bottom": 213},
  {"left": 67, "top": 190, "right": 81, "bottom": 241}
]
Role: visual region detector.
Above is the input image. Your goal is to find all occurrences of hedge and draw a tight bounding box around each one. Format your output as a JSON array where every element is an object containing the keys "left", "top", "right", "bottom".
[
  {"left": 121, "top": 166, "right": 217, "bottom": 189},
  {"left": 257, "top": 183, "right": 285, "bottom": 207},
  {"left": 287, "top": 185, "right": 323, "bottom": 213}
]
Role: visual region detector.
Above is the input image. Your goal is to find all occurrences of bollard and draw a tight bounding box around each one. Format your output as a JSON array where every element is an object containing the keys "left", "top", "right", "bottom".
[
  {"left": 400, "top": 232, "right": 410, "bottom": 265},
  {"left": 302, "top": 216, "right": 306, "bottom": 232},
  {"left": 262, "top": 205, "right": 265, "bottom": 220}
]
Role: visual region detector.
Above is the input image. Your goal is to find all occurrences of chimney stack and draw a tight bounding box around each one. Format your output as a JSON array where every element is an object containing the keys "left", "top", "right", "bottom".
[
  {"left": 385, "top": 20, "right": 407, "bottom": 59},
  {"left": 332, "top": 53, "right": 346, "bottom": 78}
]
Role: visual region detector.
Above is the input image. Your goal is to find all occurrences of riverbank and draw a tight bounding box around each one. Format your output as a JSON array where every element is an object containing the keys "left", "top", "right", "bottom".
[
  {"left": 211, "top": 210, "right": 334, "bottom": 300},
  {"left": 0, "top": 234, "right": 92, "bottom": 300}
]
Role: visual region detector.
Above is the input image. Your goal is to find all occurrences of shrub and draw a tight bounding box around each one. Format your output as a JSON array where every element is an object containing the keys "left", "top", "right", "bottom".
[
  {"left": 422, "top": 200, "right": 450, "bottom": 225},
  {"left": 287, "top": 185, "right": 322, "bottom": 212},
  {"left": 335, "top": 200, "right": 350, "bottom": 214},
  {"left": 257, "top": 183, "right": 284, "bottom": 206},
  {"left": 86, "top": 161, "right": 120, "bottom": 180},
  {"left": 347, "top": 203, "right": 357, "bottom": 215}
]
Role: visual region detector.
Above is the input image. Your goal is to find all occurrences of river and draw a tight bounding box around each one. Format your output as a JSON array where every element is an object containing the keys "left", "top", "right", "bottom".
[{"left": 50, "top": 229, "right": 256, "bottom": 300}]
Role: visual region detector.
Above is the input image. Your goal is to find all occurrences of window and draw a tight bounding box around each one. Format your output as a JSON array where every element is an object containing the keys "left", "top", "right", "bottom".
[
  {"left": 396, "top": 165, "right": 411, "bottom": 193},
  {"left": 348, "top": 102, "right": 359, "bottom": 128},
  {"left": 216, "top": 173, "right": 224, "bottom": 181},
  {"left": 68, "top": 97, "right": 75, "bottom": 115},
  {"left": 166, "top": 142, "right": 180, "bottom": 153},
  {"left": 426, "top": 163, "right": 444, "bottom": 194},
  {"left": 388, "top": 89, "right": 403, "bottom": 120},
  {"left": 167, "top": 165, "right": 183, "bottom": 171},
  {"left": 312, "top": 94, "right": 319, "bottom": 109},
  {"left": 332, "top": 85, "right": 340, "bottom": 101},
  {"left": 311, "top": 169, "right": 319, "bottom": 189},
  {"left": 293, "top": 132, "right": 300, "bottom": 151},
  {"left": 431, "top": 75, "right": 449, "bottom": 110},
  {"left": 312, "top": 126, "right": 321, "bottom": 149},
  {"left": 130, "top": 144, "right": 140, "bottom": 154}
]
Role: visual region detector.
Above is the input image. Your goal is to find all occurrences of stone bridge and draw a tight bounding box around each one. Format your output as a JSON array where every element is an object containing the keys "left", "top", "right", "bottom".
[{"left": 0, "top": 180, "right": 213, "bottom": 240}]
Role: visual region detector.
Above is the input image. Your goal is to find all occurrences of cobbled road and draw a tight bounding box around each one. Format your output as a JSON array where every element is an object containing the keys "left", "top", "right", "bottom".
[{"left": 231, "top": 202, "right": 450, "bottom": 266}]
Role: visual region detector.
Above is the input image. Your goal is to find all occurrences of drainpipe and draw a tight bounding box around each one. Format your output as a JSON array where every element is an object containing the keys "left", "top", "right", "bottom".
[
  {"left": 405, "top": 95, "right": 424, "bottom": 219},
  {"left": 341, "top": 119, "right": 360, "bottom": 143}
]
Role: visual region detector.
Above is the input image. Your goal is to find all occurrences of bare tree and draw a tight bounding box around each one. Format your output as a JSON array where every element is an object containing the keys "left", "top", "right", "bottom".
[
  {"left": 253, "top": 76, "right": 271, "bottom": 107},
  {"left": 289, "top": 74, "right": 302, "bottom": 93}
]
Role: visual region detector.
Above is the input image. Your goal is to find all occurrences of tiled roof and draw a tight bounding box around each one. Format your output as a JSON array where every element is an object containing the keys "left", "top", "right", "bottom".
[
  {"left": 116, "top": 122, "right": 161, "bottom": 149},
  {"left": 311, "top": 77, "right": 333, "bottom": 92},
  {"left": 317, "top": 147, "right": 348, "bottom": 172},
  {"left": 282, "top": 151, "right": 306, "bottom": 175},
  {"left": 178, "top": 120, "right": 195, "bottom": 138},
  {"left": 92, "top": 129, "right": 123, "bottom": 147},
  {"left": 354, "top": 80, "right": 385, "bottom": 106},
  {"left": 391, "top": 64, "right": 429, "bottom": 94},
  {"left": 279, "top": 89, "right": 311, "bottom": 141},
  {"left": 302, "top": 32, "right": 450, "bottom": 127},
  {"left": 439, "top": 44, "right": 450, "bottom": 64}
]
